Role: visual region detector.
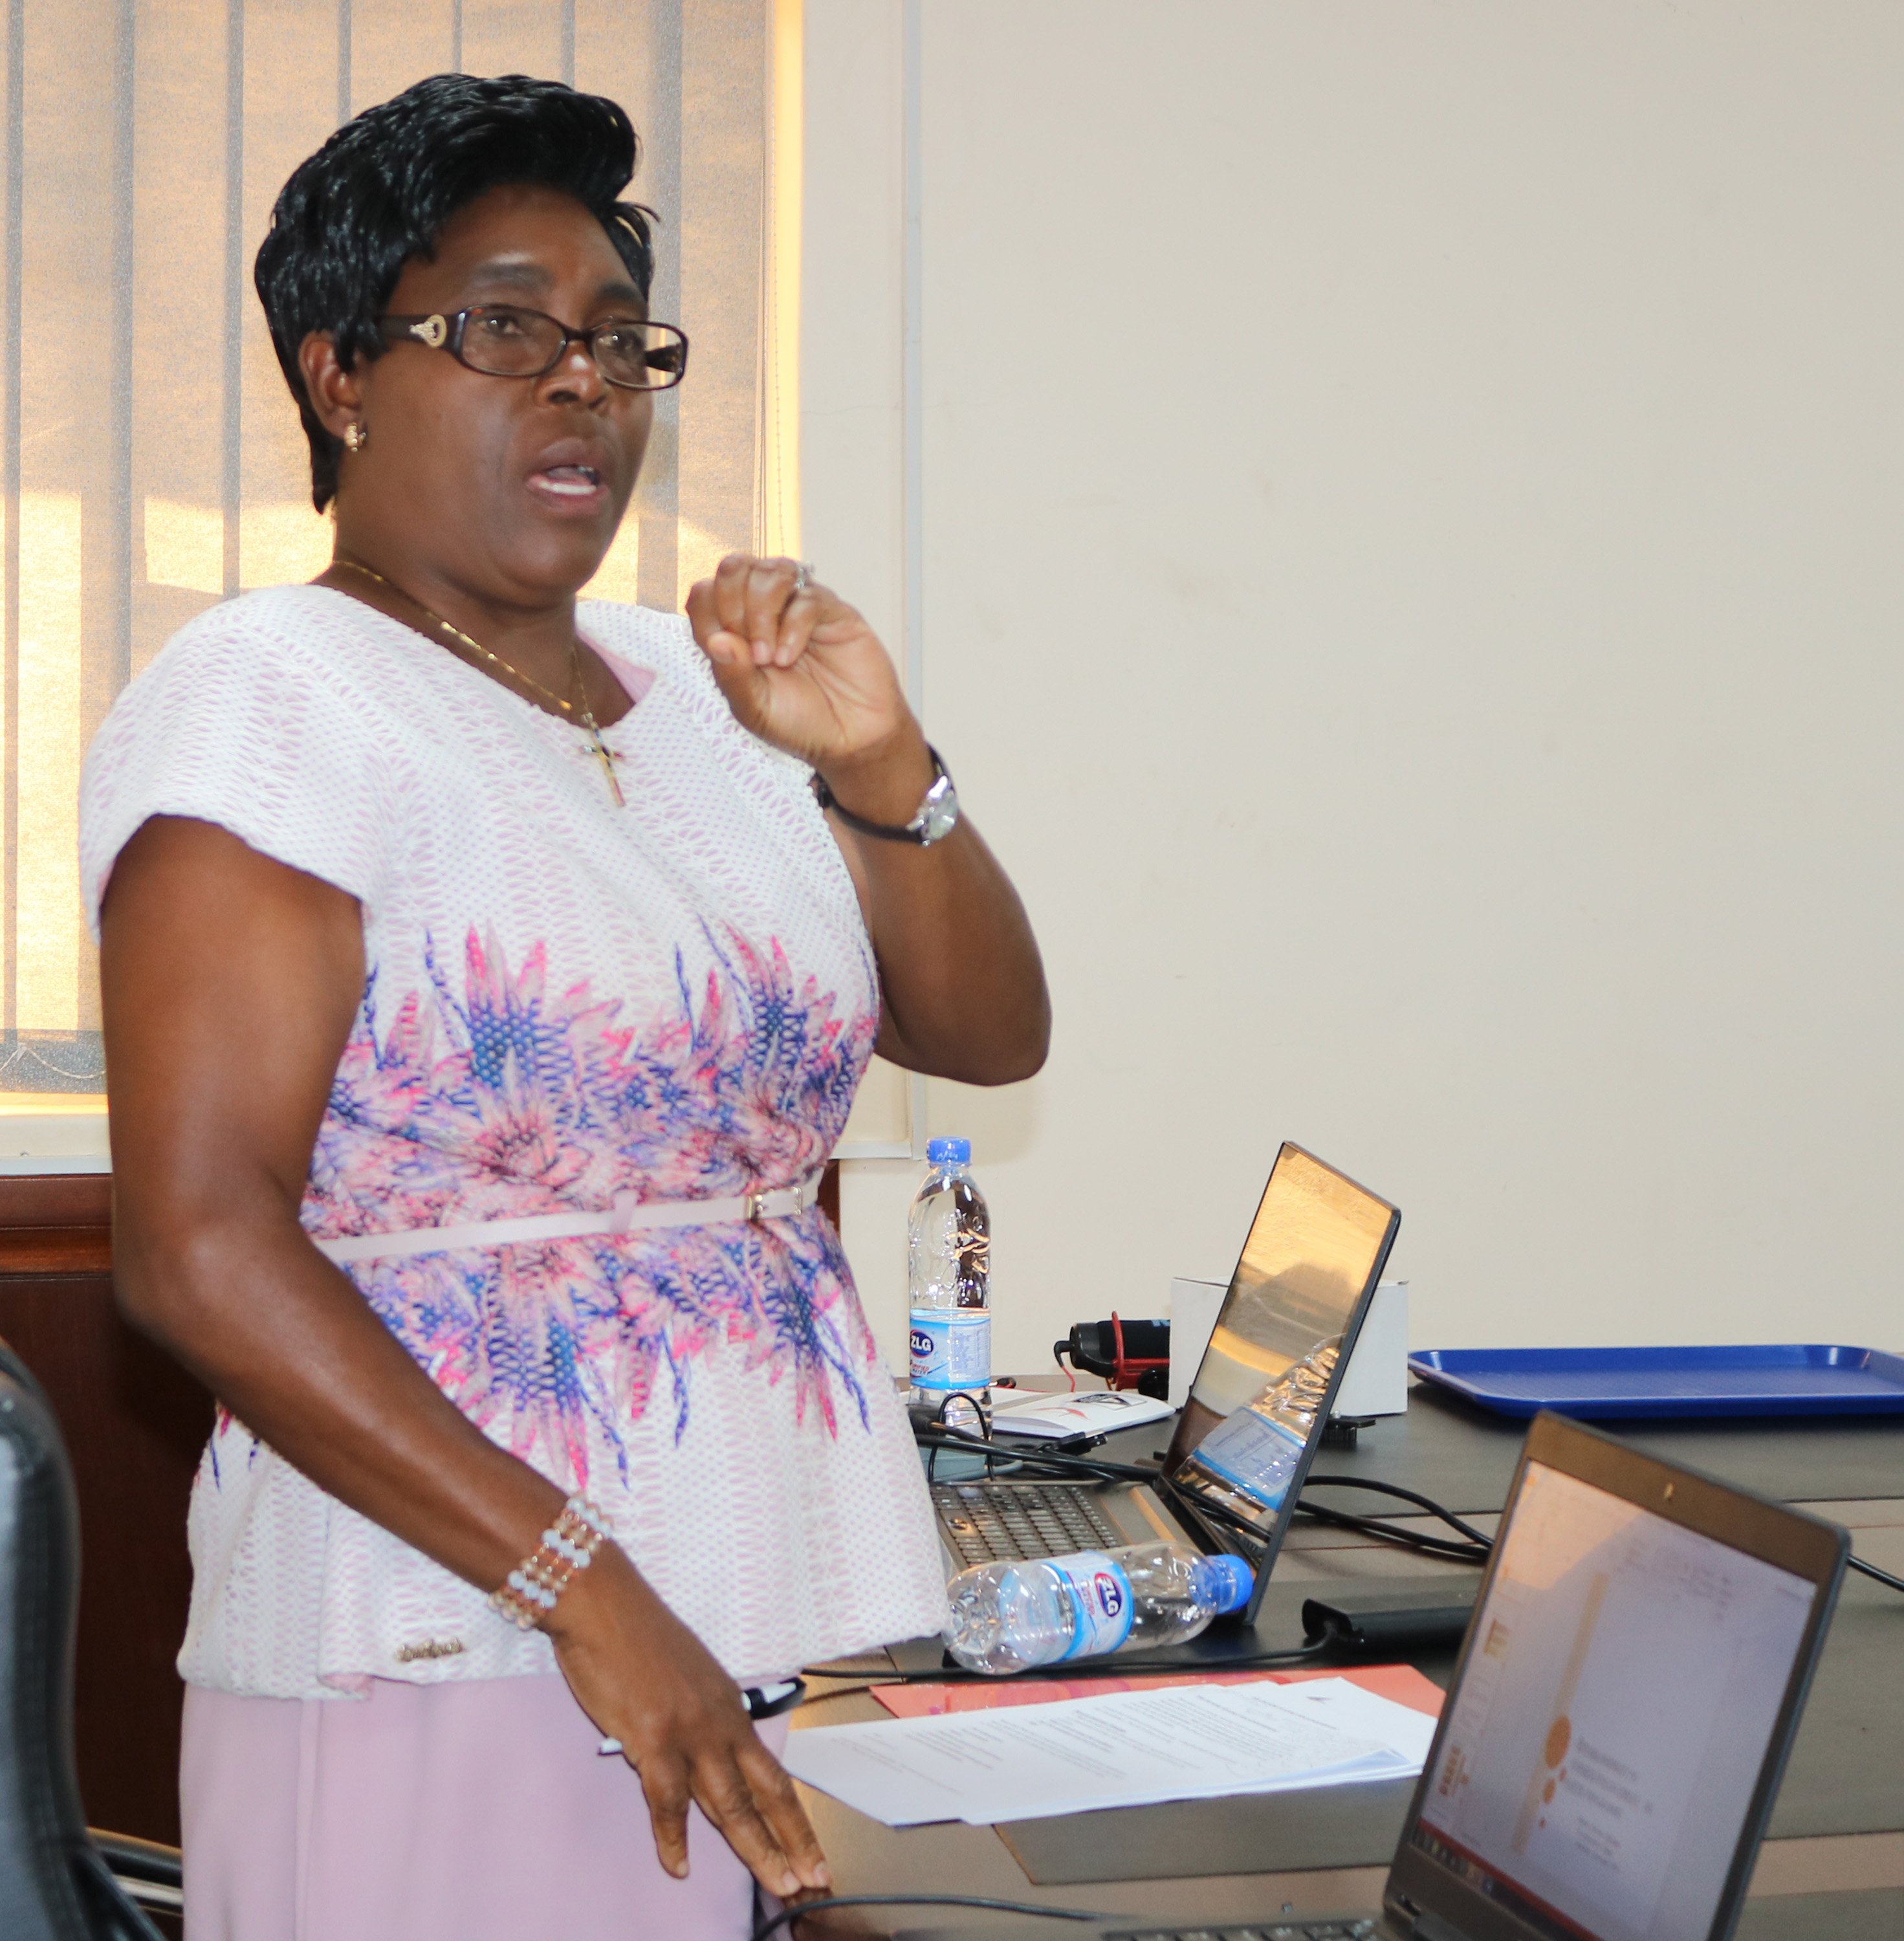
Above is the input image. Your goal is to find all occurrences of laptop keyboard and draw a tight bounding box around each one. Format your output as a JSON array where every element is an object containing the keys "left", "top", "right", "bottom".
[
  {"left": 1108, "top": 1924, "right": 1380, "bottom": 1940},
  {"left": 932, "top": 1480, "right": 1124, "bottom": 1566}
]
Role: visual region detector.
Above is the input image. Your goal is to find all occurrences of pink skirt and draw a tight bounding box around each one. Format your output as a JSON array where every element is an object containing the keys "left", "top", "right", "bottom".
[{"left": 180, "top": 1674, "right": 789, "bottom": 1941}]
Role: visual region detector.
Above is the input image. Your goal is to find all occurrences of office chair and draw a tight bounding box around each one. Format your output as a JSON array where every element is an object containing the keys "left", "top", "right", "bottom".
[{"left": 0, "top": 1335, "right": 173, "bottom": 1939}]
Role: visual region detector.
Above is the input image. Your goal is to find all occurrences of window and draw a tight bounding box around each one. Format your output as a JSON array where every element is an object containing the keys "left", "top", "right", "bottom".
[{"left": 0, "top": 0, "right": 798, "bottom": 1159}]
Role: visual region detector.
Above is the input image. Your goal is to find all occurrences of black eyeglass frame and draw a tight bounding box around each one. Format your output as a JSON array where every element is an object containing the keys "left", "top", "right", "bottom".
[{"left": 377, "top": 306, "right": 690, "bottom": 391}]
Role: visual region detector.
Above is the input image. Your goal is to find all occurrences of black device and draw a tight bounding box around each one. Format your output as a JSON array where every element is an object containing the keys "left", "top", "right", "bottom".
[
  {"left": 928, "top": 1142, "right": 1401, "bottom": 1632},
  {"left": 899, "top": 1409, "right": 1850, "bottom": 1941},
  {"left": 1056, "top": 1319, "right": 1172, "bottom": 1400}
]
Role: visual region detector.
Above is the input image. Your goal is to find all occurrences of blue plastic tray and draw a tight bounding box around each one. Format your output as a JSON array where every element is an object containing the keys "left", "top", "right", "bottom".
[{"left": 1406, "top": 1344, "right": 1904, "bottom": 1420}]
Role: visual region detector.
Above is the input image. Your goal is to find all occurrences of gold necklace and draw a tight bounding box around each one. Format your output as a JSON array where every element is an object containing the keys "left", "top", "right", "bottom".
[{"left": 334, "top": 558, "right": 626, "bottom": 807}]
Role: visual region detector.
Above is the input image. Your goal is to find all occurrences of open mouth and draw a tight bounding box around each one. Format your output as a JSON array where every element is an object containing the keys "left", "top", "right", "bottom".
[{"left": 529, "top": 463, "right": 605, "bottom": 500}]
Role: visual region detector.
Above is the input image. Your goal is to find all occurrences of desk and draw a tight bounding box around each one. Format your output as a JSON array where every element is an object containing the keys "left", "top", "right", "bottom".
[{"left": 789, "top": 1385, "right": 1904, "bottom": 1937}]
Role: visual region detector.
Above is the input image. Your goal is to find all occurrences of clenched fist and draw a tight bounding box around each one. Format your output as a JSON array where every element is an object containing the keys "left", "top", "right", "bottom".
[{"left": 686, "top": 554, "right": 929, "bottom": 817}]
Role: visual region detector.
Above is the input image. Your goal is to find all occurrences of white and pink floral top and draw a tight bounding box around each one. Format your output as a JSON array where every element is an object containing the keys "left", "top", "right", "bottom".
[{"left": 80, "top": 584, "right": 948, "bottom": 1700}]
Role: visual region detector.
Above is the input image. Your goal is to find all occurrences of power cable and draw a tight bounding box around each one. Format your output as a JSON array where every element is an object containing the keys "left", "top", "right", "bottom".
[
  {"left": 804, "top": 1632, "right": 1335, "bottom": 1695},
  {"left": 1302, "top": 1473, "right": 1497, "bottom": 1550},
  {"left": 753, "top": 1894, "right": 1104, "bottom": 1941},
  {"left": 914, "top": 1419, "right": 1904, "bottom": 1593},
  {"left": 1848, "top": 1552, "right": 1904, "bottom": 1594},
  {"left": 914, "top": 1427, "right": 1496, "bottom": 1567}
]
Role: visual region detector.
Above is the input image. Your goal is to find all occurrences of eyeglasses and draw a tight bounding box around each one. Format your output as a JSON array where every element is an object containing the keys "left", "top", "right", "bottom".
[{"left": 377, "top": 305, "right": 690, "bottom": 391}]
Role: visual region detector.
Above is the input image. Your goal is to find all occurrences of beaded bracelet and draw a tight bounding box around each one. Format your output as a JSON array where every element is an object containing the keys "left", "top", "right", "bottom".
[{"left": 489, "top": 1495, "right": 612, "bottom": 1630}]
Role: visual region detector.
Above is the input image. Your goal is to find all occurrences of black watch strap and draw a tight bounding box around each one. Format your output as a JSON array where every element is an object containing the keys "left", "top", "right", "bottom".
[{"left": 811, "top": 745, "right": 954, "bottom": 844}]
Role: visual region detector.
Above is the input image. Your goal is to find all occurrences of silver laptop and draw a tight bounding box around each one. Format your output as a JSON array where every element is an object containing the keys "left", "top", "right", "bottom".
[
  {"left": 928, "top": 1142, "right": 1401, "bottom": 1631},
  {"left": 908, "top": 1410, "right": 1849, "bottom": 1941}
]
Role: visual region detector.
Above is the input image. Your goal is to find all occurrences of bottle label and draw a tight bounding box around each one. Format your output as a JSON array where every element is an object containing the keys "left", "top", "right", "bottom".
[
  {"left": 910, "top": 1308, "right": 990, "bottom": 1390},
  {"left": 1188, "top": 1405, "right": 1309, "bottom": 1513},
  {"left": 1047, "top": 1552, "right": 1135, "bottom": 1660}
]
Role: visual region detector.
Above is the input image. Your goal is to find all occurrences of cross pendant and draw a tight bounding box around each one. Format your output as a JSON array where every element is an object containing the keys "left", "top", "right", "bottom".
[{"left": 584, "top": 730, "right": 626, "bottom": 808}]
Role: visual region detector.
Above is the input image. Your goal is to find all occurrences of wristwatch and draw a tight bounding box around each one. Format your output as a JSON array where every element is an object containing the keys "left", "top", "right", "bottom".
[{"left": 812, "top": 745, "right": 961, "bottom": 846}]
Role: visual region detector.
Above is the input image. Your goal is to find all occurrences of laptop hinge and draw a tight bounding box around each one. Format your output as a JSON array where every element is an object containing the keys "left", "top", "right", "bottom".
[{"left": 1388, "top": 1903, "right": 1466, "bottom": 1941}]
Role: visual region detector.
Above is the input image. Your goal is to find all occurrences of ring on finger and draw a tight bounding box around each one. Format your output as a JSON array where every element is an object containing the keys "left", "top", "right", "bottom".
[{"left": 791, "top": 560, "right": 814, "bottom": 597}]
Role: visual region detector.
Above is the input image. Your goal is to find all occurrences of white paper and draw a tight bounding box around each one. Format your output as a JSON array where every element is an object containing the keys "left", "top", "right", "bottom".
[
  {"left": 984, "top": 1388, "right": 1177, "bottom": 1440},
  {"left": 783, "top": 1676, "right": 1437, "bottom": 1827}
]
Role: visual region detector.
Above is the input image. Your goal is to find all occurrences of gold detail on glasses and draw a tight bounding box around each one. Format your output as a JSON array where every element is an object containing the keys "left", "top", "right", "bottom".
[{"left": 380, "top": 306, "right": 689, "bottom": 391}]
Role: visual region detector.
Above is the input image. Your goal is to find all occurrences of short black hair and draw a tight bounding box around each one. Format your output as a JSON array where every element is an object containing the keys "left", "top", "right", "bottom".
[{"left": 255, "top": 72, "right": 655, "bottom": 512}]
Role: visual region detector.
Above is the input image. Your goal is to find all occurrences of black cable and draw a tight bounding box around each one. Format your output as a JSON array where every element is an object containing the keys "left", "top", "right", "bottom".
[
  {"left": 916, "top": 1417, "right": 1904, "bottom": 1594},
  {"left": 752, "top": 1894, "right": 1104, "bottom": 1941},
  {"left": 922, "top": 1392, "right": 1005, "bottom": 1486},
  {"left": 1154, "top": 1473, "right": 1270, "bottom": 1557},
  {"left": 914, "top": 1427, "right": 1155, "bottom": 1486},
  {"left": 1294, "top": 1498, "right": 1490, "bottom": 1564},
  {"left": 914, "top": 1425, "right": 1497, "bottom": 1566},
  {"left": 917, "top": 1425, "right": 1498, "bottom": 1543},
  {"left": 794, "top": 1680, "right": 886, "bottom": 1705},
  {"left": 1848, "top": 1552, "right": 1904, "bottom": 1594},
  {"left": 1155, "top": 1467, "right": 1486, "bottom": 1566},
  {"left": 1302, "top": 1473, "right": 1497, "bottom": 1551},
  {"left": 840, "top": 1631, "right": 1336, "bottom": 1690},
  {"left": 799, "top": 1636, "right": 1333, "bottom": 1694}
]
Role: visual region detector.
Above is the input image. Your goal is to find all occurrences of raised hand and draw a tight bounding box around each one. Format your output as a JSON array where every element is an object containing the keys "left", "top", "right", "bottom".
[
  {"left": 685, "top": 553, "right": 917, "bottom": 782},
  {"left": 687, "top": 552, "right": 1049, "bottom": 1088}
]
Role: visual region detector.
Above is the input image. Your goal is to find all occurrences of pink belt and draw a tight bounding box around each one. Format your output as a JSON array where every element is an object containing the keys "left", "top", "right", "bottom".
[{"left": 311, "top": 1171, "right": 826, "bottom": 1266}]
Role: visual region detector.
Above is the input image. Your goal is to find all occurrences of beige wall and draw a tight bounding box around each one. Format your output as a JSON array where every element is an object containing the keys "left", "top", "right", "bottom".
[{"left": 804, "top": 1, "right": 1904, "bottom": 1374}]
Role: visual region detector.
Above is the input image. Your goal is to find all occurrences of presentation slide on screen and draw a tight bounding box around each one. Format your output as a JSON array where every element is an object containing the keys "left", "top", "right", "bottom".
[{"left": 1418, "top": 1465, "right": 1813, "bottom": 1941}]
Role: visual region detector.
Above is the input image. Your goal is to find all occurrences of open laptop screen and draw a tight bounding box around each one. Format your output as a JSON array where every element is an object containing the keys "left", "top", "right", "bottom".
[
  {"left": 1162, "top": 1145, "right": 1397, "bottom": 1540},
  {"left": 1409, "top": 1460, "right": 1817, "bottom": 1941}
]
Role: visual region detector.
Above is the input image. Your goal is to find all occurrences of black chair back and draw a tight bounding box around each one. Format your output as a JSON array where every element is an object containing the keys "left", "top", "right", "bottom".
[{"left": 0, "top": 1338, "right": 164, "bottom": 1940}]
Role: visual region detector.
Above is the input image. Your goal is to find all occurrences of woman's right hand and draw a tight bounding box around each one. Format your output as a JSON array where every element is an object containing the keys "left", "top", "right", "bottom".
[{"left": 546, "top": 1542, "right": 833, "bottom": 1901}]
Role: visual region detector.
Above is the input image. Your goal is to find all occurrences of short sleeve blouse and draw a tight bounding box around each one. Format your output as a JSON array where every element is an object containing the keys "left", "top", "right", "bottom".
[{"left": 79, "top": 585, "right": 948, "bottom": 1698}]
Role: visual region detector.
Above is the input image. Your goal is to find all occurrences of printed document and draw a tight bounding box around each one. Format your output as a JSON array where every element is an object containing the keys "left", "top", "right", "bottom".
[
  {"left": 782, "top": 1674, "right": 1436, "bottom": 1826},
  {"left": 983, "top": 1388, "right": 1177, "bottom": 1440}
]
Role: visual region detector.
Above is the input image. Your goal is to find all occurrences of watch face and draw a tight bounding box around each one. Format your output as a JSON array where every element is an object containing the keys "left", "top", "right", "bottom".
[{"left": 916, "top": 774, "right": 961, "bottom": 844}]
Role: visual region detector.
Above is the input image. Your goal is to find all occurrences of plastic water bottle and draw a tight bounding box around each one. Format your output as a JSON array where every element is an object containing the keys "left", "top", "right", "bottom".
[
  {"left": 908, "top": 1137, "right": 990, "bottom": 1404},
  {"left": 943, "top": 1541, "right": 1256, "bottom": 1676}
]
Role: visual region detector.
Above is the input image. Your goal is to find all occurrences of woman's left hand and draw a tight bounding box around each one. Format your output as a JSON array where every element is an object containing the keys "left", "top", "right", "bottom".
[
  {"left": 686, "top": 554, "right": 914, "bottom": 773},
  {"left": 686, "top": 551, "right": 1051, "bottom": 1088}
]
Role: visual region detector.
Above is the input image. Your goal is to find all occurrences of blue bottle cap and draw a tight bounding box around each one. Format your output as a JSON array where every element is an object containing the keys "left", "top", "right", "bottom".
[
  {"left": 926, "top": 1137, "right": 972, "bottom": 1166},
  {"left": 1195, "top": 1553, "right": 1256, "bottom": 1616}
]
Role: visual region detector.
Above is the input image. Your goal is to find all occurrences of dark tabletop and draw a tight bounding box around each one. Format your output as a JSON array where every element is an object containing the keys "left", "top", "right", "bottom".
[
  {"left": 996, "top": 1388, "right": 1904, "bottom": 1886},
  {"left": 1299, "top": 1381, "right": 1904, "bottom": 1513}
]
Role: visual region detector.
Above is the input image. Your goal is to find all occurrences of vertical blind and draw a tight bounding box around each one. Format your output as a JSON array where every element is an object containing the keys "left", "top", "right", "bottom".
[{"left": 0, "top": 0, "right": 797, "bottom": 1099}]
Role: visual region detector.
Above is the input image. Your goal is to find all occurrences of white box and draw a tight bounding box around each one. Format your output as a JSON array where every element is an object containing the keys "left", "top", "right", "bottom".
[
  {"left": 1168, "top": 1277, "right": 1410, "bottom": 1418},
  {"left": 1333, "top": 1280, "right": 1410, "bottom": 1419},
  {"left": 1168, "top": 1277, "right": 1227, "bottom": 1409}
]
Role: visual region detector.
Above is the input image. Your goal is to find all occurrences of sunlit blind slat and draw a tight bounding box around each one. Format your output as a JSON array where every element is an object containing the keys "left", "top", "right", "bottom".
[{"left": 0, "top": 0, "right": 785, "bottom": 1104}]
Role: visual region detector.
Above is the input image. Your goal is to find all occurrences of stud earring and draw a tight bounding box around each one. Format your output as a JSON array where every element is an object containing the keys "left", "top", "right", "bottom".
[{"left": 344, "top": 421, "right": 367, "bottom": 454}]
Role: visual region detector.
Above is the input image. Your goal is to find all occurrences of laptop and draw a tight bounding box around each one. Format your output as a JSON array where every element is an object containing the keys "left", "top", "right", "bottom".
[
  {"left": 927, "top": 1141, "right": 1401, "bottom": 1633},
  {"left": 906, "top": 1409, "right": 1849, "bottom": 1941}
]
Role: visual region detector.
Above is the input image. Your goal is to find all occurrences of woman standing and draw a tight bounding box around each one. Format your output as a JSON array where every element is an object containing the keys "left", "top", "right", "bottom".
[{"left": 83, "top": 74, "right": 1047, "bottom": 1941}]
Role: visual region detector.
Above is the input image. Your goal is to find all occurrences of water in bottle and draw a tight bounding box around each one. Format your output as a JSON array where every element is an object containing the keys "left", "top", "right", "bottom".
[
  {"left": 943, "top": 1540, "right": 1255, "bottom": 1676},
  {"left": 908, "top": 1137, "right": 990, "bottom": 1405}
]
